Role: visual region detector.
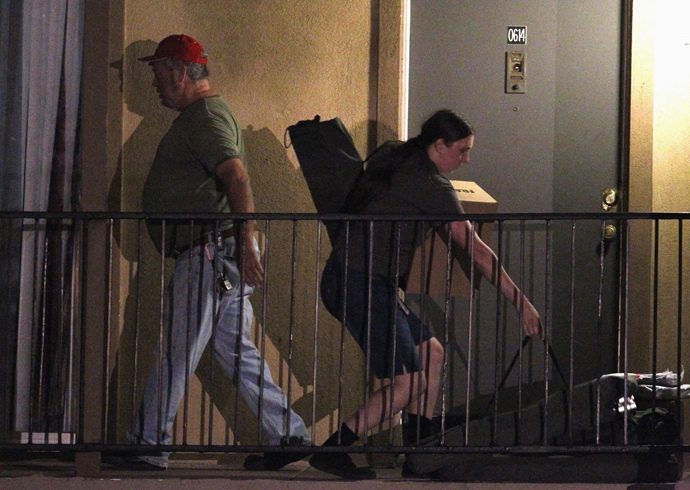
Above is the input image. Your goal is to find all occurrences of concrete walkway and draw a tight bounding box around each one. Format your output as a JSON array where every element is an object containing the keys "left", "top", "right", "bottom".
[{"left": 1, "top": 453, "right": 689, "bottom": 489}]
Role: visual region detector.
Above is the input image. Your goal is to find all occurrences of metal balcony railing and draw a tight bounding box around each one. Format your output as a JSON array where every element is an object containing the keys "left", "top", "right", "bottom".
[{"left": 0, "top": 211, "right": 687, "bottom": 480}]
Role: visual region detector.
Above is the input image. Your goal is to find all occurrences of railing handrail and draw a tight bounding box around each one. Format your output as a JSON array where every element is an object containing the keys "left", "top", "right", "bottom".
[{"left": 3, "top": 210, "right": 690, "bottom": 221}]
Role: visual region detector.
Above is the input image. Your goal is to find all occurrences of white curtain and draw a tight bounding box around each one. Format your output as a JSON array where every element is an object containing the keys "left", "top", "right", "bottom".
[{"left": 13, "top": 0, "right": 84, "bottom": 433}]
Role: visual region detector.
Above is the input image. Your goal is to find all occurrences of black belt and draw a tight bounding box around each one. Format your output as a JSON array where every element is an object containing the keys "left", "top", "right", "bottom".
[{"left": 171, "top": 228, "right": 234, "bottom": 258}]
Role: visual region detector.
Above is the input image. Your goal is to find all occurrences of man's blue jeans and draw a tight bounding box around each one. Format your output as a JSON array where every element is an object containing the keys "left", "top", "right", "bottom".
[{"left": 127, "top": 237, "right": 310, "bottom": 468}]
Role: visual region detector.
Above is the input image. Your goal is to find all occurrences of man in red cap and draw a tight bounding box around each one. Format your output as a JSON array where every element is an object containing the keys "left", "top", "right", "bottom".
[{"left": 121, "top": 34, "right": 311, "bottom": 471}]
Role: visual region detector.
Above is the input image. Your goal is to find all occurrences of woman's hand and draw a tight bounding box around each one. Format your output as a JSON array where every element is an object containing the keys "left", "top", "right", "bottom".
[{"left": 519, "top": 296, "right": 544, "bottom": 340}]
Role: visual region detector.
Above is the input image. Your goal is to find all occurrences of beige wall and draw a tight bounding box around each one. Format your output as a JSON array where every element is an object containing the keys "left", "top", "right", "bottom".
[
  {"left": 628, "top": 0, "right": 655, "bottom": 375},
  {"left": 652, "top": 0, "right": 690, "bottom": 376},
  {"left": 629, "top": 0, "right": 690, "bottom": 377}
]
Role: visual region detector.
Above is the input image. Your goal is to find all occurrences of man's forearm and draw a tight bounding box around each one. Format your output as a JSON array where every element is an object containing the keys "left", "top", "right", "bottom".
[{"left": 216, "top": 158, "right": 257, "bottom": 243}]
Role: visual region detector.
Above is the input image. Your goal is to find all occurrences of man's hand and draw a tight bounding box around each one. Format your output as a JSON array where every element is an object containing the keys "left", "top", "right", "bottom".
[{"left": 237, "top": 235, "right": 264, "bottom": 288}]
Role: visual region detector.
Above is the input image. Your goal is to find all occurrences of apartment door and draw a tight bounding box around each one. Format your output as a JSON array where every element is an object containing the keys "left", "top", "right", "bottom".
[{"left": 408, "top": 0, "right": 626, "bottom": 393}]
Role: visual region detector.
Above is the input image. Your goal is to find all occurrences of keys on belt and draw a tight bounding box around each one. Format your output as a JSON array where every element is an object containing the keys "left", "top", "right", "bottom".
[{"left": 204, "top": 242, "right": 235, "bottom": 292}]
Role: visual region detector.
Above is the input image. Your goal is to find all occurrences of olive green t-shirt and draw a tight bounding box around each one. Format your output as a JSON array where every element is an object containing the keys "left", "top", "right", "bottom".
[
  {"left": 142, "top": 95, "right": 244, "bottom": 254},
  {"left": 331, "top": 149, "right": 464, "bottom": 284}
]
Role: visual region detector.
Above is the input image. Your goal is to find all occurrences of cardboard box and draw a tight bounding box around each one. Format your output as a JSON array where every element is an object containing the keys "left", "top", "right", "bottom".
[{"left": 406, "top": 181, "right": 498, "bottom": 297}]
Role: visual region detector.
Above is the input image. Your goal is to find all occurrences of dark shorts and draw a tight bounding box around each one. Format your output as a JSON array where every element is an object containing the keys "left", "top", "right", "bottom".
[{"left": 320, "top": 261, "right": 433, "bottom": 379}]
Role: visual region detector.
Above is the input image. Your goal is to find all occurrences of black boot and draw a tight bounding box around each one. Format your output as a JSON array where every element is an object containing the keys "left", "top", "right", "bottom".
[
  {"left": 402, "top": 413, "right": 436, "bottom": 445},
  {"left": 309, "top": 423, "right": 376, "bottom": 480},
  {"left": 401, "top": 415, "right": 436, "bottom": 478},
  {"left": 243, "top": 436, "right": 310, "bottom": 471},
  {"left": 402, "top": 414, "right": 462, "bottom": 478}
]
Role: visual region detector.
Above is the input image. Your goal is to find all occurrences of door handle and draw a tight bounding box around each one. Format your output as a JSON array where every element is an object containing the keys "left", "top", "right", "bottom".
[{"left": 601, "top": 188, "right": 619, "bottom": 211}]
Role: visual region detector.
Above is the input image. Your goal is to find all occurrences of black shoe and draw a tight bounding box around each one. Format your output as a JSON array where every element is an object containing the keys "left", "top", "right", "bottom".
[
  {"left": 243, "top": 450, "right": 309, "bottom": 471},
  {"left": 401, "top": 457, "right": 418, "bottom": 478},
  {"left": 243, "top": 436, "right": 310, "bottom": 471},
  {"left": 103, "top": 454, "right": 167, "bottom": 471},
  {"left": 309, "top": 452, "right": 376, "bottom": 480}
]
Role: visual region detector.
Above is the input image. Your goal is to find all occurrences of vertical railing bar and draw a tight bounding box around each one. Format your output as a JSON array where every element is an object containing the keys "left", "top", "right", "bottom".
[
  {"left": 616, "top": 216, "right": 629, "bottom": 446},
  {"left": 516, "top": 220, "right": 526, "bottom": 443},
  {"left": 59, "top": 216, "right": 76, "bottom": 445},
  {"left": 676, "top": 219, "right": 683, "bottom": 424},
  {"left": 362, "top": 220, "right": 374, "bottom": 445},
  {"left": 336, "top": 221, "right": 351, "bottom": 444},
  {"left": 232, "top": 221, "right": 247, "bottom": 446},
  {"left": 155, "top": 220, "right": 167, "bottom": 445},
  {"left": 209, "top": 221, "right": 219, "bottom": 447},
  {"left": 132, "top": 219, "right": 144, "bottom": 426},
  {"left": 616, "top": 220, "right": 624, "bottom": 372},
  {"left": 414, "top": 221, "right": 429, "bottom": 445},
  {"left": 207, "top": 222, "right": 219, "bottom": 447},
  {"left": 77, "top": 218, "right": 90, "bottom": 445},
  {"left": 622, "top": 218, "right": 631, "bottom": 445},
  {"left": 27, "top": 217, "right": 42, "bottom": 444},
  {"left": 311, "top": 221, "right": 321, "bottom": 445},
  {"left": 68, "top": 216, "right": 82, "bottom": 441},
  {"left": 62, "top": 218, "right": 75, "bottom": 441},
  {"left": 463, "top": 221, "right": 476, "bottom": 447},
  {"left": 0, "top": 219, "right": 4, "bottom": 442},
  {"left": 258, "top": 220, "right": 271, "bottom": 445},
  {"left": 38, "top": 219, "right": 49, "bottom": 442},
  {"left": 568, "top": 220, "right": 576, "bottom": 444},
  {"left": 182, "top": 220, "right": 195, "bottom": 446},
  {"left": 0, "top": 218, "right": 10, "bottom": 443},
  {"left": 542, "top": 219, "right": 552, "bottom": 445},
  {"left": 238, "top": 220, "right": 250, "bottom": 442},
  {"left": 595, "top": 220, "right": 607, "bottom": 445},
  {"left": 388, "top": 222, "right": 401, "bottom": 446},
  {"left": 101, "top": 218, "right": 115, "bottom": 444},
  {"left": 651, "top": 218, "right": 660, "bottom": 443},
  {"left": 426, "top": 220, "right": 446, "bottom": 446},
  {"left": 286, "top": 219, "right": 299, "bottom": 439},
  {"left": 440, "top": 223, "right": 452, "bottom": 448},
  {"left": 492, "top": 220, "right": 505, "bottom": 445},
  {"left": 490, "top": 220, "right": 504, "bottom": 445},
  {"left": 55, "top": 218, "right": 66, "bottom": 446}
]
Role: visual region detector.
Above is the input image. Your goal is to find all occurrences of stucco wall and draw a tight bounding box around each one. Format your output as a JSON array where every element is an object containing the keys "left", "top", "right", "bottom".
[
  {"left": 109, "top": 1, "right": 389, "bottom": 446},
  {"left": 629, "top": 0, "right": 690, "bottom": 378},
  {"left": 628, "top": 0, "right": 656, "bottom": 374},
  {"left": 649, "top": 0, "right": 690, "bottom": 374}
]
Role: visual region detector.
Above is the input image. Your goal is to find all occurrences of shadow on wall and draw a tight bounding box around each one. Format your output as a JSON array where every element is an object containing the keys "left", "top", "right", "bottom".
[
  {"left": 240, "top": 118, "right": 401, "bottom": 439},
  {"left": 108, "top": 39, "right": 178, "bottom": 443},
  {"left": 242, "top": 125, "right": 366, "bottom": 434},
  {"left": 241, "top": 119, "right": 408, "bottom": 440}
]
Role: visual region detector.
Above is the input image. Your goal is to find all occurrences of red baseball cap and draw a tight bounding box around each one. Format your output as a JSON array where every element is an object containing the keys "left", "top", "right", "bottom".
[{"left": 138, "top": 34, "right": 208, "bottom": 64}]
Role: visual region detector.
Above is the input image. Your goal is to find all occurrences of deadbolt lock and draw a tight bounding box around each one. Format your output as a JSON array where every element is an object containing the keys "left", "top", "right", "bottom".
[{"left": 602, "top": 188, "right": 619, "bottom": 211}]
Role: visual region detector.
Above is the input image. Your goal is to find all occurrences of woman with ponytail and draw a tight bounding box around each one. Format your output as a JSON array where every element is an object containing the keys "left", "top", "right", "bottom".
[{"left": 310, "top": 109, "right": 543, "bottom": 480}]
